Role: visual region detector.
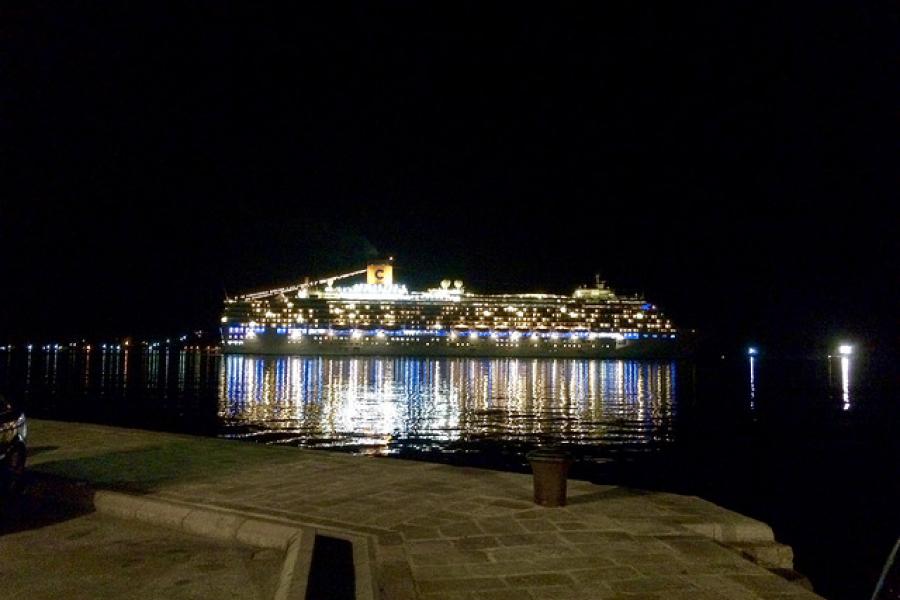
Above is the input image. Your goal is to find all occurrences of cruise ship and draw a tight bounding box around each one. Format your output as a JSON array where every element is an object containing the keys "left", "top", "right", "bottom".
[{"left": 220, "top": 261, "right": 684, "bottom": 358}]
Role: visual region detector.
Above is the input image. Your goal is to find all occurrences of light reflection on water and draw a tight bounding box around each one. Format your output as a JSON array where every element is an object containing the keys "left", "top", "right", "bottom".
[
  {"left": 840, "top": 356, "right": 851, "bottom": 410},
  {"left": 218, "top": 356, "right": 677, "bottom": 453},
  {"left": 1, "top": 348, "right": 863, "bottom": 456},
  {"left": 749, "top": 355, "right": 757, "bottom": 409}
]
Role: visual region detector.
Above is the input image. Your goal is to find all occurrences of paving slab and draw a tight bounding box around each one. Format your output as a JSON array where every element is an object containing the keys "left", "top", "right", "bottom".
[
  {"left": 0, "top": 507, "right": 282, "bottom": 600},
  {"left": 21, "top": 419, "right": 822, "bottom": 599}
]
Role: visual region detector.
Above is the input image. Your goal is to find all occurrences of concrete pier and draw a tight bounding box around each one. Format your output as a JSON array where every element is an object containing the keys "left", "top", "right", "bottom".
[{"left": 9, "top": 420, "right": 821, "bottom": 599}]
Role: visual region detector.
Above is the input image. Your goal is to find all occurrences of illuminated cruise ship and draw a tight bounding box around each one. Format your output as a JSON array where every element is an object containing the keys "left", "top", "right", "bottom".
[{"left": 220, "top": 261, "right": 683, "bottom": 358}]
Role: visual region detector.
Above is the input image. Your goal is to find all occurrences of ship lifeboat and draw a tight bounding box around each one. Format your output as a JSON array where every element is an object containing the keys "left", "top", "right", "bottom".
[
  {"left": 451, "top": 327, "right": 470, "bottom": 340},
  {"left": 549, "top": 326, "right": 569, "bottom": 340}
]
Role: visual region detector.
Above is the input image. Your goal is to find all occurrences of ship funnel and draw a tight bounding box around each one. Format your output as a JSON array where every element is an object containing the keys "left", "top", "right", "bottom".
[
  {"left": 453, "top": 280, "right": 463, "bottom": 289},
  {"left": 366, "top": 262, "right": 393, "bottom": 286},
  {"left": 440, "top": 279, "right": 451, "bottom": 289}
]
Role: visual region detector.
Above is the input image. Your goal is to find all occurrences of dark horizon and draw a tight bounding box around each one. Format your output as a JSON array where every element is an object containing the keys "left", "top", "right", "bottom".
[{"left": 2, "top": 3, "right": 896, "bottom": 355}]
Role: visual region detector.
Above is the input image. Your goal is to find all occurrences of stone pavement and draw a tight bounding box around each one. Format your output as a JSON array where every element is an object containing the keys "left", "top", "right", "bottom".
[
  {"left": 22, "top": 420, "right": 822, "bottom": 599},
  {"left": 1, "top": 505, "right": 283, "bottom": 600}
]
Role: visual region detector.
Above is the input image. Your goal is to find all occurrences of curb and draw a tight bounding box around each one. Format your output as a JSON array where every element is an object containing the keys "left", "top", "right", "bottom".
[
  {"left": 93, "top": 491, "right": 293, "bottom": 548},
  {"left": 18, "top": 476, "right": 379, "bottom": 600}
]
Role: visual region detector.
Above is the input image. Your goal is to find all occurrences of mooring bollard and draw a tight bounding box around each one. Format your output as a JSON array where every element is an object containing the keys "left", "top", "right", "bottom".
[{"left": 526, "top": 446, "right": 573, "bottom": 507}]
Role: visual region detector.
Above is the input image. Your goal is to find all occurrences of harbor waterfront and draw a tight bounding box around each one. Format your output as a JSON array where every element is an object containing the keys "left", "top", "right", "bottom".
[
  {"left": 1, "top": 347, "right": 897, "bottom": 599},
  {"left": 18, "top": 419, "right": 821, "bottom": 600},
  {"left": 5, "top": 2, "right": 893, "bottom": 598}
]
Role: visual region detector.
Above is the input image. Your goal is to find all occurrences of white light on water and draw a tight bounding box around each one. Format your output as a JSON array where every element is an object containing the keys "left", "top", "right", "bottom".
[
  {"left": 219, "top": 356, "right": 678, "bottom": 452},
  {"left": 748, "top": 355, "right": 756, "bottom": 407},
  {"left": 841, "top": 356, "right": 851, "bottom": 410}
]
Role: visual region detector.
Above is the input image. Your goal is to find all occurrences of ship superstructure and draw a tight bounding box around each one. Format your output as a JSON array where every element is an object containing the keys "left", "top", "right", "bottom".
[{"left": 221, "top": 261, "right": 680, "bottom": 358}]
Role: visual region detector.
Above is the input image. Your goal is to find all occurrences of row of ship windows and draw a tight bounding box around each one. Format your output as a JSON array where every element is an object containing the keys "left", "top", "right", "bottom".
[
  {"left": 285, "top": 341, "right": 611, "bottom": 349},
  {"left": 248, "top": 308, "right": 648, "bottom": 318},
  {"left": 244, "top": 303, "right": 651, "bottom": 312},
  {"left": 247, "top": 299, "right": 648, "bottom": 308},
  {"left": 231, "top": 325, "right": 674, "bottom": 333},
  {"left": 230, "top": 339, "right": 624, "bottom": 350},
  {"left": 233, "top": 335, "right": 672, "bottom": 343},
  {"left": 227, "top": 329, "right": 675, "bottom": 343},
  {"left": 246, "top": 315, "right": 657, "bottom": 324}
]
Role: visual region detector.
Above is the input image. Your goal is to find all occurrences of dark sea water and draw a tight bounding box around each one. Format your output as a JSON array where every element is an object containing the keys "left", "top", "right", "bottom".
[{"left": 1, "top": 348, "right": 897, "bottom": 600}]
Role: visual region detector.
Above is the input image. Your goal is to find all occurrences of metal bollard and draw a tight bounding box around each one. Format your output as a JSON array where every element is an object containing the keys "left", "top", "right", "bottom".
[{"left": 526, "top": 447, "right": 573, "bottom": 507}]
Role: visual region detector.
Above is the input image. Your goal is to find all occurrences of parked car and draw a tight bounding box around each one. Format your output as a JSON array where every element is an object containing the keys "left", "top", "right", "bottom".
[{"left": 0, "top": 393, "right": 27, "bottom": 496}]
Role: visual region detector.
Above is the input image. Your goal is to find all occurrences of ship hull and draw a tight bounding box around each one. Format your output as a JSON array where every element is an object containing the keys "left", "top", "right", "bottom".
[{"left": 221, "top": 331, "right": 688, "bottom": 359}]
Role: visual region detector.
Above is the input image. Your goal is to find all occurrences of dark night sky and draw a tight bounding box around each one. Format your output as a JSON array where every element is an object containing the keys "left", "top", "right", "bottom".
[{"left": 1, "top": 2, "right": 897, "bottom": 353}]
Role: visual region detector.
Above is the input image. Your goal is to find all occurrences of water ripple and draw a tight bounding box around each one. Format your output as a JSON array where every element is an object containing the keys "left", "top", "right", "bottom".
[{"left": 217, "top": 355, "right": 677, "bottom": 453}]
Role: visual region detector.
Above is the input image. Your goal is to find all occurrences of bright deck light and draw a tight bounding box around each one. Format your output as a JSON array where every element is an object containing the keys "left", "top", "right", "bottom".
[
  {"left": 747, "top": 347, "right": 758, "bottom": 356},
  {"left": 838, "top": 344, "right": 853, "bottom": 356}
]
